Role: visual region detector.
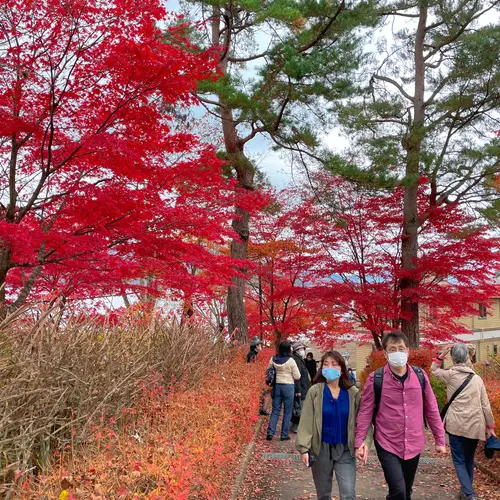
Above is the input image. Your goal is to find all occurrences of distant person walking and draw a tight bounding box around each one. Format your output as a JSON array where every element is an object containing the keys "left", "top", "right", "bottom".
[
  {"left": 266, "top": 340, "right": 301, "bottom": 441},
  {"left": 305, "top": 351, "right": 318, "bottom": 381},
  {"left": 296, "top": 350, "right": 370, "bottom": 500},
  {"left": 355, "top": 331, "right": 446, "bottom": 500},
  {"left": 290, "top": 341, "right": 311, "bottom": 433},
  {"left": 432, "top": 343, "right": 496, "bottom": 500}
]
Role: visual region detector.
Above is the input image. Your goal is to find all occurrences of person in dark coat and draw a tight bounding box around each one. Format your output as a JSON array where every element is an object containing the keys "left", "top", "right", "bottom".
[
  {"left": 305, "top": 351, "right": 317, "bottom": 381},
  {"left": 247, "top": 336, "right": 262, "bottom": 363},
  {"left": 290, "top": 341, "right": 311, "bottom": 433},
  {"left": 247, "top": 336, "right": 271, "bottom": 415}
]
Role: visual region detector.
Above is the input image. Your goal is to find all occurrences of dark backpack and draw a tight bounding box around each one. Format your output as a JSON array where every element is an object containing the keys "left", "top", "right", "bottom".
[
  {"left": 265, "top": 364, "right": 276, "bottom": 387},
  {"left": 372, "top": 366, "right": 427, "bottom": 429}
]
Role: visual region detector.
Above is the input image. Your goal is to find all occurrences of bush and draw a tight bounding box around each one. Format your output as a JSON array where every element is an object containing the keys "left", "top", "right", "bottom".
[
  {"left": 359, "top": 349, "right": 433, "bottom": 388},
  {"left": 430, "top": 376, "right": 447, "bottom": 410},
  {"left": 14, "top": 345, "right": 265, "bottom": 499},
  {"left": 476, "top": 356, "right": 500, "bottom": 381},
  {"left": 485, "top": 378, "right": 500, "bottom": 433},
  {"left": 476, "top": 378, "right": 500, "bottom": 478},
  {"left": 0, "top": 306, "right": 229, "bottom": 489}
]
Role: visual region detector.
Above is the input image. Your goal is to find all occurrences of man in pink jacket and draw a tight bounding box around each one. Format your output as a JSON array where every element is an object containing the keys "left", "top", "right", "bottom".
[{"left": 355, "top": 332, "right": 446, "bottom": 500}]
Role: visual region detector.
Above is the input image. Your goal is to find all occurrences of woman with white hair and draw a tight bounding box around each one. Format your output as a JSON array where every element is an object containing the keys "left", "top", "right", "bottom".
[{"left": 431, "top": 343, "right": 496, "bottom": 500}]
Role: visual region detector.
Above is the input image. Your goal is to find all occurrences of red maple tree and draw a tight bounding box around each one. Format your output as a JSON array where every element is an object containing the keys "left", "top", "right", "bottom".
[
  {"left": 288, "top": 173, "right": 500, "bottom": 349},
  {"left": 246, "top": 192, "right": 348, "bottom": 344},
  {"left": 0, "top": 0, "right": 235, "bottom": 315}
]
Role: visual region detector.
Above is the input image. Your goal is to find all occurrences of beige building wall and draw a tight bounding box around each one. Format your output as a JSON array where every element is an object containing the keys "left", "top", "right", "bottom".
[
  {"left": 356, "top": 343, "right": 374, "bottom": 373},
  {"left": 478, "top": 340, "right": 500, "bottom": 362},
  {"left": 457, "top": 298, "right": 500, "bottom": 330}
]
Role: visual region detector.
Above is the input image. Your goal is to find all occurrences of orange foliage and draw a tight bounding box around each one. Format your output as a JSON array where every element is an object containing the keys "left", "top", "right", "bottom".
[
  {"left": 359, "top": 349, "right": 433, "bottom": 388},
  {"left": 485, "top": 378, "right": 500, "bottom": 434},
  {"left": 20, "top": 350, "right": 267, "bottom": 499},
  {"left": 476, "top": 378, "right": 500, "bottom": 479}
]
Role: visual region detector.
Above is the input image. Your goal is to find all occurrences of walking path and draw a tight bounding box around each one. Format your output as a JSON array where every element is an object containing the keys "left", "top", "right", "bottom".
[{"left": 238, "top": 417, "right": 500, "bottom": 499}]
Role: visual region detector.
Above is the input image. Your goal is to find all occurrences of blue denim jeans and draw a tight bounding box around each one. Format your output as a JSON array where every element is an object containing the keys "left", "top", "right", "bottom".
[
  {"left": 448, "top": 433, "right": 479, "bottom": 498},
  {"left": 267, "top": 383, "right": 295, "bottom": 438}
]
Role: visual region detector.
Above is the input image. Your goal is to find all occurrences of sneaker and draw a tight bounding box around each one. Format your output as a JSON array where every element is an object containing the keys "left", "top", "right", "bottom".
[
  {"left": 280, "top": 436, "right": 291, "bottom": 441},
  {"left": 466, "top": 496, "right": 478, "bottom": 500},
  {"left": 259, "top": 409, "right": 271, "bottom": 416},
  {"left": 266, "top": 434, "right": 273, "bottom": 441}
]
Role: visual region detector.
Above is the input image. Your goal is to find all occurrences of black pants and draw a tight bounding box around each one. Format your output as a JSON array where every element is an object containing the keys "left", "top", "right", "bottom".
[{"left": 375, "top": 442, "right": 420, "bottom": 500}]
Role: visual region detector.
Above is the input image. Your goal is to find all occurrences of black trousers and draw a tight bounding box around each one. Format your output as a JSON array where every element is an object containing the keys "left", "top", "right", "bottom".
[{"left": 375, "top": 442, "right": 420, "bottom": 500}]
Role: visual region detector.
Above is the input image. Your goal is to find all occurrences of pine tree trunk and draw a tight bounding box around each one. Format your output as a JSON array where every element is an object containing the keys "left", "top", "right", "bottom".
[
  {"left": 400, "top": 3, "right": 427, "bottom": 348},
  {"left": 227, "top": 191, "right": 252, "bottom": 342},
  {"left": 212, "top": 7, "right": 254, "bottom": 343}
]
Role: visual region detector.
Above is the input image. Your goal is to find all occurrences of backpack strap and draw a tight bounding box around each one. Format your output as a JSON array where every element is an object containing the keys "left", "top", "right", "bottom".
[
  {"left": 411, "top": 365, "right": 427, "bottom": 428},
  {"left": 372, "top": 367, "right": 384, "bottom": 425},
  {"left": 411, "top": 366, "right": 426, "bottom": 392}
]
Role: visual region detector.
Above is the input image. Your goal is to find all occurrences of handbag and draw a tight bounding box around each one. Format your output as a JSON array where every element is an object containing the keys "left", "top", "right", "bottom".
[
  {"left": 440, "top": 373, "right": 474, "bottom": 421},
  {"left": 291, "top": 395, "right": 302, "bottom": 424},
  {"left": 265, "top": 365, "right": 276, "bottom": 387}
]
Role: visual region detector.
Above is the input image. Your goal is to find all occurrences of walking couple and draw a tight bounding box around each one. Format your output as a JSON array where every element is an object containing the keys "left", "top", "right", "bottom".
[{"left": 294, "top": 331, "right": 496, "bottom": 500}]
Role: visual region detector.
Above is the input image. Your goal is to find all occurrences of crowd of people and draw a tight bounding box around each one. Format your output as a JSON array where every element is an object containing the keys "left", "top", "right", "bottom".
[{"left": 247, "top": 332, "right": 499, "bottom": 500}]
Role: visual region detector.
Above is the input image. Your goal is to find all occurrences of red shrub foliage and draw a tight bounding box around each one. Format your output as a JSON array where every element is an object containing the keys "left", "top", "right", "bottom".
[
  {"left": 18, "top": 350, "right": 267, "bottom": 499},
  {"left": 476, "top": 378, "right": 500, "bottom": 482},
  {"left": 360, "top": 349, "right": 433, "bottom": 388},
  {"left": 485, "top": 378, "right": 500, "bottom": 433}
]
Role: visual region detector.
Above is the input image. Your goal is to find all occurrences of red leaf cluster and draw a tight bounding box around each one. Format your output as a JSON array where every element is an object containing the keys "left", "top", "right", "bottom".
[
  {"left": 0, "top": 0, "right": 235, "bottom": 307},
  {"left": 246, "top": 190, "right": 348, "bottom": 342},
  {"left": 271, "top": 173, "right": 500, "bottom": 346}
]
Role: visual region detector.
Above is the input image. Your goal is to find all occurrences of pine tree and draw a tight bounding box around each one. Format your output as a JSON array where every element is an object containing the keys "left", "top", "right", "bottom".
[
  {"left": 333, "top": 0, "right": 500, "bottom": 346},
  {"left": 182, "top": 0, "right": 379, "bottom": 341}
]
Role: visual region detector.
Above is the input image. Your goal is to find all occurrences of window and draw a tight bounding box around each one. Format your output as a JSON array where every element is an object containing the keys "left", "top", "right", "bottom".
[
  {"left": 494, "top": 345, "right": 498, "bottom": 357},
  {"left": 479, "top": 303, "right": 487, "bottom": 319}
]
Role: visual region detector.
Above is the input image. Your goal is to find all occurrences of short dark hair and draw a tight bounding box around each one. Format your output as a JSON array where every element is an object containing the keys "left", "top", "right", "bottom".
[
  {"left": 382, "top": 331, "right": 409, "bottom": 350},
  {"left": 278, "top": 340, "right": 292, "bottom": 356}
]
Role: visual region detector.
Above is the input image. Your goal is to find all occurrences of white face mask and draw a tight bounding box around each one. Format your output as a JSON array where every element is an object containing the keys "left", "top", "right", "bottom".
[
  {"left": 387, "top": 351, "right": 408, "bottom": 368},
  {"left": 297, "top": 349, "right": 306, "bottom": 358}
]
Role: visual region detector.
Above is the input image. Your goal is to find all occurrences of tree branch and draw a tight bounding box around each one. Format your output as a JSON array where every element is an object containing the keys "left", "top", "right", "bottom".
[
  {"left": 372, "top": 75, "right": 414, "bottom": 102},
  {"left": 297, "top": 0, "right": 345, "bottom": 54}
]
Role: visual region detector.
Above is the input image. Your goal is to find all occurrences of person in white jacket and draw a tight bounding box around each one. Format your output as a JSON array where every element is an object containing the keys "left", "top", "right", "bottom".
[{"left": 266, "top": 340, "right": 301, "bottom": 441}]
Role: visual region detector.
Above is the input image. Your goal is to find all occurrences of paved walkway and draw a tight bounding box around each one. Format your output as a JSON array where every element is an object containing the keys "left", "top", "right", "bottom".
[{"left": 238, "top": 417, "right": 500, "bottom": 500}]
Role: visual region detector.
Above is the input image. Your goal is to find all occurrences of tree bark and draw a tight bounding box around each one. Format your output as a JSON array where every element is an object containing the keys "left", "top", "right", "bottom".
[
  {"left": 226, "top": 163, "right": 254, "bottom": 343},
  {"left": 400, "top": 3, "right": 427, "bottom": 348},
  {"left": 211, "top": 6, "right": 254, "bottom": 343},
  {"left": 372, "top": 331, "right": 383, "bottom": 351},
  {"left": 0, "top": 248, "right": 12, "bottom": 320}
]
